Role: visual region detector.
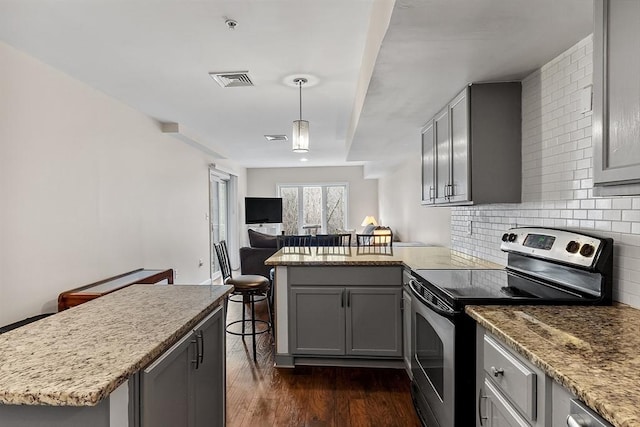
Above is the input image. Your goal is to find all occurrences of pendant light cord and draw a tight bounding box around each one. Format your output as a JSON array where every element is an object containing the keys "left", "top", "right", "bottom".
[{"left": 298, "top": 80, "right": 303, "bottom": 120}]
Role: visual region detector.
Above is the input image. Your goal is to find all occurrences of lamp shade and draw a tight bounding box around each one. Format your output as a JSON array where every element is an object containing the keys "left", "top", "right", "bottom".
[
  {"left": 361, "top": 216, "right": 378, "bottom": 226},
  {"left": 292, "top": 119, "right": 309, "bottom": 153}
]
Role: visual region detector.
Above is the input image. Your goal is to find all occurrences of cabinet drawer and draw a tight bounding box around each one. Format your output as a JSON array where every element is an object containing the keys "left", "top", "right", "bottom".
[
  {"left": 483, "top": 378, "right": 531, "bottom": 427},
  {"left": 289, "top": 266, "right": 401, "bottom": 286},
  {"left": 483, "top": 334, "right": 536, "bottom": 421}
]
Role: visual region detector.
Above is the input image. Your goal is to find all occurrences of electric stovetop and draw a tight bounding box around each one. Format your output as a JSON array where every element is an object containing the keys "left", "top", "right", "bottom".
[{"left": 412, "top": 268, "right": 594, "bottom": 309}]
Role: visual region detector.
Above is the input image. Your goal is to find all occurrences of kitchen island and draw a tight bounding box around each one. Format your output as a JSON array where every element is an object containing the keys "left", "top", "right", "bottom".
[
  {"left": 266, "top": 246, "right": 501, "bottom": 368},
  {"left": 467, "top": 304, "right": 640, "bottom": 427},
  {"left": 0, "top": 284, "right": 233, "bottom": 427}
]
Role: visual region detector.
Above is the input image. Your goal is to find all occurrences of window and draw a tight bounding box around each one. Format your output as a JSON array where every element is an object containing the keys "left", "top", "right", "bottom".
[{"left": 277, "top": 184, "right": 348, "bottom": 234}]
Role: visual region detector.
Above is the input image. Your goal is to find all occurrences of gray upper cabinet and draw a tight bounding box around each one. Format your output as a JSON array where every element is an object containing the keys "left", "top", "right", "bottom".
[
  {"left": 449, "top": 89, "right": 470, "bottom": 204},
  {"left": 435, "top": 107, "right": 451, "bottom": 203},
  {"left": 421, "top": 82, "right": 521, "bottom": 206},
  {"left": 593, "top": 0, "right": 640, "bottom": 196},
  {"left": 421, "top": 121, "right": 436, "bottom": 204}
]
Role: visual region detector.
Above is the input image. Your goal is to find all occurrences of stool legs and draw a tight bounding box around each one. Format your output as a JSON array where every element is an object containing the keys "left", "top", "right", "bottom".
[
  {"left": 251, "top": 296, "right": 257, "bottom": 362},
  {"left": 226, "top": 291, "right": 273, "bottom": 363}
]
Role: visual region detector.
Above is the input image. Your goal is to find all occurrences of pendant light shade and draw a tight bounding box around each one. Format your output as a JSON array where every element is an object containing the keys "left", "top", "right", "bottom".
[
  {"left": 292, "top": 119, "right": 309, "bottom": 152},
  {"left": 292, "top": 77, "right": 309, "bottom": 152}
]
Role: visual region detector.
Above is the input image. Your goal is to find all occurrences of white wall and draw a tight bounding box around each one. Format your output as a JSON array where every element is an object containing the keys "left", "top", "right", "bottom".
[
  {"left": 247, "top": 166, "right": 378, "bottom": 238},
  {"left": 451, "top": 35, "right": 640, "bottom": 307},
  {"left": 377, "top": 151, "right": 451, "bottom": 246},
  {"left": 0, "top": 42, "right": 246, "bottom": 325}
]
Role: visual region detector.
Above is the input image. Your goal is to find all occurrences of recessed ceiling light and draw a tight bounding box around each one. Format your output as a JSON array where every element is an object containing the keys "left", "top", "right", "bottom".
[
  {"left": 264, "top": 135, "right": 288, "bottom": 142},
  {"left": 300, "top": 158, "right": 309, "bottom": 162}
]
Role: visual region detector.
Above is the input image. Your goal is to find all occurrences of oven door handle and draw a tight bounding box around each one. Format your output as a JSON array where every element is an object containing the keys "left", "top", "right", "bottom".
[{"left": 409, "top": 279, "right": 462, "bottom": 317}]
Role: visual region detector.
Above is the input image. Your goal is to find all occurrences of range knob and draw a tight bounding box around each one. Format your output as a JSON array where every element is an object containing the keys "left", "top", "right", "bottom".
[
  {"left": 566, "top": 241, "right": 580, "bottom": 253},
  {"left": 508, "top": 233, "right": 517, "bottom": 242},
  {"left": 580, "top": 244, "right": 595, "bottom": 257},
  {"left": 501, "top": 233, "right": 509, "bottom": 242}
]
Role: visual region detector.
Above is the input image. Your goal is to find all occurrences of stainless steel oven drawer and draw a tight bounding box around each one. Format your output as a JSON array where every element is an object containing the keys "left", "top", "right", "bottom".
[{"left": 483, "top": 334, "right": 537, "bottom": 421}]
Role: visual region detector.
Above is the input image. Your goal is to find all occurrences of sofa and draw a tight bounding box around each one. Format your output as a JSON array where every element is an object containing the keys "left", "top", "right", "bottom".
[{"left": 239, "top": 229, "right": 279, "bottom": 278}]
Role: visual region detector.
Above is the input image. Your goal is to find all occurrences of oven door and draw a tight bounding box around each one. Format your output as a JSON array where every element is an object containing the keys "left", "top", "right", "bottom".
[{"left": 410, "top": 280, "right": 457, "bottom": 427}]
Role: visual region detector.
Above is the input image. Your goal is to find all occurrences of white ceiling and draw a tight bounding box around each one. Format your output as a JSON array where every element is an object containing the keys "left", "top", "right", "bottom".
[{"left": 0, "top": 0, "right": 593, "bottom": 175}]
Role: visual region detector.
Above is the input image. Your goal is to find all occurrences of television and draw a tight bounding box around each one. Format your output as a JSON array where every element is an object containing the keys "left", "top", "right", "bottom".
[{"left": 245, "top": 197, "right": 283, "bottom": 224}]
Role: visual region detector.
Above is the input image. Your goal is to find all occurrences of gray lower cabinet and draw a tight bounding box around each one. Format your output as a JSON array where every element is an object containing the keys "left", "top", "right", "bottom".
[
  {"left": 402, "top": 288, "right": 412, "bottom": 376},
  {"left": 593, "top": 0, "right": 640, "bottom": 195},
  {"left": 402, "top": 268, "right": 413, "bottom": 376},
  {"left": 141, "top": 305, "right": 225, "bottom": 427},
  {"left": 290, "top": 286, "right": 402, "bottom": 358},
  {"left": 476, "top": 326, "right": 545, "bottom": 427},
  {"left": 482, "top": 378, "right": 531, "bottom": 427},
  {"left": 290, "top": 287, "right": 346, "bottom": 355},
  {"left": 475, "top": 326, "right": 613, "bottom": 427}
]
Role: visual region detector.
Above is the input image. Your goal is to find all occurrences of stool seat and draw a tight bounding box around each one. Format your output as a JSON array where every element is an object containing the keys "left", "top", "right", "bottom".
[{"left": 225, "top": 274, "right": 269, "bottom": 292}]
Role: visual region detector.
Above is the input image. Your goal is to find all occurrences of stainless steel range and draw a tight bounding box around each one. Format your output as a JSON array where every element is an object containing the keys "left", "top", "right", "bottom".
[{"left": 408, "top": 227, "right": 613, "bottom": 427}]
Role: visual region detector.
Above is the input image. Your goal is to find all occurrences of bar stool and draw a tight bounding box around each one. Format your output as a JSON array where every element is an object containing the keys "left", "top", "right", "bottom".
[{"left": 214, "top": 241, "right": 272, "bottom": 362}]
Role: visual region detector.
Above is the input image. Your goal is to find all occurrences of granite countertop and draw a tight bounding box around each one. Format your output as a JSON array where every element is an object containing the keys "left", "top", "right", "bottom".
[
  {"left": 0, "top": 284, "right": 233, "bottom": 407},
  {"left": 266, "top": 246, "right": 503, "bottom": 270},
  {"left": 466, "top": 304, "right": 640, "bottom": 427}
]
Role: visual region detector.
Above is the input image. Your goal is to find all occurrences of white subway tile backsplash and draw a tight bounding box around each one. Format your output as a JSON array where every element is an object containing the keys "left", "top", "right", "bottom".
[
  {"left": 603, "top": 210, "right": 621, "bottom": 221},
  {"left": 613, "top": 198, "right": 633, "bottom": 209},
  {"left": 612, "top": 222, "right": 632, "bottom": 234},
  {"left": 596, "top": 199, "right": 612, "bottom": 209},
  {"left": 622, "top": 210, "right": 640, "bottom": 222},
  {"left": 450, "top": 35, "right": 640, "bottom": 308}
]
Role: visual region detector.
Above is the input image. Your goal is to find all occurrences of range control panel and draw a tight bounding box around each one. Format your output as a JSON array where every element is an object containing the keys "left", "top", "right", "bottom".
[{"left": 500, "top": 227, "right": 603, "bottom": 268}]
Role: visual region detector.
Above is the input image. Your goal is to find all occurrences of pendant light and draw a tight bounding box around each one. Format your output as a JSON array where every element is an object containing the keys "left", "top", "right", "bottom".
[{"left": 292, "top": 77, "right": 309, "bottom": 152}]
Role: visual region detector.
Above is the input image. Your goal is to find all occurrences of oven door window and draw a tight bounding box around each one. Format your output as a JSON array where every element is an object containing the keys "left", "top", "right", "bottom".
[{"left": 416, "top": 313, "right": 444, "bottom": 399}]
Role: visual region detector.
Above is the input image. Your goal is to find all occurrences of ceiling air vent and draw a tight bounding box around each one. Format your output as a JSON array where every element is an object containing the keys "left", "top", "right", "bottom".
[
  {"left": 209, "top": 71, "right": 254, "bottom": 87},
  {"left": 264, "top": 135, "right": 288, "bottom": 142}
]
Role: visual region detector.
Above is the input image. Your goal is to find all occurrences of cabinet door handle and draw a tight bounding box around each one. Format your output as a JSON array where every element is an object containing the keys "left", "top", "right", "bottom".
[
  {"left": 566, "top": 415, "right": 587, "bottom": 427},
  {"left": 478, "top": 389, "right": 487, "bottom": 426},
  {"left": 191, "top": 337, "right": 200, "bottom": 370},
  {"left": 445, "top": 183, "right": 453, "bottom": 198},
  {"left": 429, "top": 186, "right": 435, "bottom": 201},
  {"left": 197, "top": 330, "right": 204, "bottom": 365},
  {"left": 346, "top": 290, "right": 350, "bottom": 307},
  {"left": 491, "top": 366, "right": 504, "bottom": 377},
  {"left": 341, "top": 290, "right": 345, "bottom": 307}
]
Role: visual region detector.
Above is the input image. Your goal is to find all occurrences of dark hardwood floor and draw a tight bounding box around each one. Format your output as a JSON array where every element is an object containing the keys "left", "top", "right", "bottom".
[{"left": 225, "top": 297, "right": 422, "bottom": 427}]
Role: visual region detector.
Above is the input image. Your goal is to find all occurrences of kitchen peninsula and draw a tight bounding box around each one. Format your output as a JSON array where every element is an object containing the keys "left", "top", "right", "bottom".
[
  {"left": 266, "top": 246, "right": 501, "bottom": 368},
  {"left": 0, "top": 284, "right": 233, "bottom": 427}
]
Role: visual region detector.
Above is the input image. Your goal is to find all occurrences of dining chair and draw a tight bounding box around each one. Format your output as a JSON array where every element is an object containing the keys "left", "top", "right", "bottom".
[
  {"left": 315, "top": 233, "right": 352, "bottom": 247},
  {"left": 276, "top": 234, "right": 313, "bottom": 254},
  {"left": 356, "top": 231, "right": 393, "bottom": 247}
]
